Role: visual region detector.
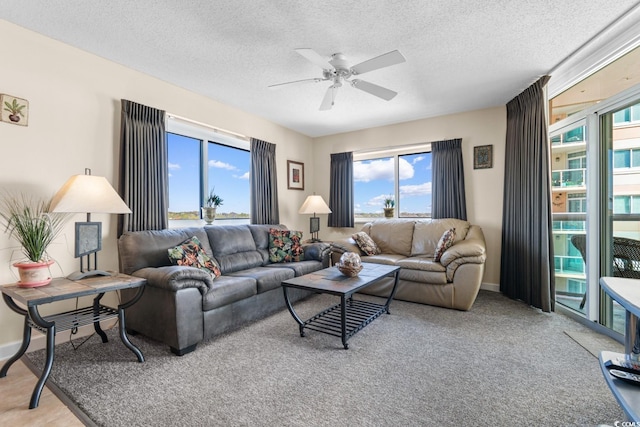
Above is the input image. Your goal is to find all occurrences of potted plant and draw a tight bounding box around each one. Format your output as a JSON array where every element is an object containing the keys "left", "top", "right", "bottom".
[
  {"left": 383, "top": 195, "right": 395, "bottom": 218},
  {"left": 0, "top": 193, "right": 68, "bottom": 287},
  {"left": 201, "top": 188, "right": 223, "bottom": 225}
]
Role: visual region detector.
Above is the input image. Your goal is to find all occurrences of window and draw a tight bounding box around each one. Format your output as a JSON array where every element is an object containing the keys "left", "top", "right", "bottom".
[
  {"left": 613, "top": 149, "right": 640, "bottom": 169},
  {"left": 614, "top": 195, "right": 640, "bottom": 214},
  {"left": 567, "top": 193, "right": 586, "bottom": 213},
  {"left": 167, "top": 119, "right": 250, "bottom": 227},
  {"left": 613, "top": 102, "right": 640, "bottom": 125},
  {"left": 353, "top": 146, "right": 432, "bottom": 221},
  {"left": 567, "top": 151, "right": 586, "bottom": 169}
]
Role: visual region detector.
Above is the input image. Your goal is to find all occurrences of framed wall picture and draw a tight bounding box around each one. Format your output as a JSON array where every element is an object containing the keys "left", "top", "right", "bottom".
[
  {"left": 287, "top": 160, "right": 304, "bottom": 190},
  {"left": 474, "top": 145, "right": 493, "bottom": 169}
]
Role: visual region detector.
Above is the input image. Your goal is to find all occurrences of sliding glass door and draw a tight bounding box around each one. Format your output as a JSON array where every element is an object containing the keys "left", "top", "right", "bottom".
[{"left": 599, "top": 100, "right": 640, "bottom": 334}]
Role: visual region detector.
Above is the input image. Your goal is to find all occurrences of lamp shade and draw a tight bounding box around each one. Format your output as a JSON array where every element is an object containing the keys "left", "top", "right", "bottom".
[
  {"left": 298, "top": 195, "right": 331, "bottom": 215},
  {"left": 50, "top": 174, "right": 131, "bottom": 214}
]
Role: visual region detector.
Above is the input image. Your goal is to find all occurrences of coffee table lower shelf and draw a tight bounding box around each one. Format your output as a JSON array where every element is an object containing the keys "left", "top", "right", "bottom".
[{"left": 302, "top": 299, "right": 388, "bottom": 348}]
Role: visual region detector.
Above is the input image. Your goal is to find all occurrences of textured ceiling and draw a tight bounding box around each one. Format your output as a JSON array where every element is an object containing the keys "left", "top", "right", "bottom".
[{"left": 1, "top": 0, "right": 639, "bottom": 137}]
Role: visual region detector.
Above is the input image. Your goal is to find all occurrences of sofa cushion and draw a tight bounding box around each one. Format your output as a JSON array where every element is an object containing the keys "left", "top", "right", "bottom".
[
  {"left": 368, "top": 220, "right": 415, "bottom": 256},
  {"left": 434, "top": 228, "right": 456, "bottom": 262},
  {"left": 205, "top": 225, "right": 264, "bottom": 274},
  {"left": 399, "top": 268, "right": 448, "bottom": 285},
  {"left": 361, "top": 254, "right": 407, "bottom": 265},
  {"left": 352, "top": 231, "right": 381, "bottom": 255},
  {"left": 202, "top": 275, "right": 257, "bottom": 311},
  {"left": 265, "top": 260, "right": 323, "bottom": 276},
  {"left": 269, "top": 228, "right": 304, "bottom": 263},
  {"left": 411, "top": 219, "right": 470, "bottom": 256},
  {"left": 167, "top": 236, "right": 222, "bottom": 278},
  {"left": 228, "top": 266, "right": 295, "bottom": 293},
  {"left": 396, "top": 256, "right": 447, "bottom": 272}
]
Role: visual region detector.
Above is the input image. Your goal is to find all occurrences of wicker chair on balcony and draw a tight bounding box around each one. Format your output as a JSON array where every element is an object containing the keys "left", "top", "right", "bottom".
[{"left": 570, "top": 235, "right": 640, "bottom": 309}]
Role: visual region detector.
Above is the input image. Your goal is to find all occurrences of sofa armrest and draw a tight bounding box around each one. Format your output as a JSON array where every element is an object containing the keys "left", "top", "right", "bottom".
[
  {"left": 132, "top": 266, "right": 214, "bottom": 295},
  {"left": 439, "top": 238, "right": 486, "bottom": 267},
  {"left": 330, "top": 238, "right": 362, "bottom": 256},
  {"left": 302, "top": 242, "right": 331, "bottom": 263}
]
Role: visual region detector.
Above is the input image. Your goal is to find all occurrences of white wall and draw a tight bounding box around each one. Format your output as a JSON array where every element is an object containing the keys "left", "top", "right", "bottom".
[
  {"left": 0, "top": 21, "right": 314, "bottom": 356},
  {"left": 312, "top": 106, "right": 506, "bottom": 288}
]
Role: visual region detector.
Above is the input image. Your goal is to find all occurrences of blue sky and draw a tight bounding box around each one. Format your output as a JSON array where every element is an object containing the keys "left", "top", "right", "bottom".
[
  {"left": 167, "top": 133, "right": 250, "bottom": 213},
  {"left": 168, "top": 133, "right": 432, "bottom": 216},
  {"left": 354, "top": 152, "right": 432, "bottom": 215}
]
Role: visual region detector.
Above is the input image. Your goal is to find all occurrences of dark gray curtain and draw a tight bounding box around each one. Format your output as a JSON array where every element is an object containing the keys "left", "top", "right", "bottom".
[
  {"left": 500, "top": 76, "right": 555, "bottom": 312},
  {"left": 328, "top": 152, "right": 354, "bottom": 228},
  {"left": 431, "top": 138, "right": 467, "bottom": 220},
  {"left": 250, "top": 138, "right": 279, "bottom": 224},
  {"left": 119, "top": 99, "right": 167, "bottom": 235}
]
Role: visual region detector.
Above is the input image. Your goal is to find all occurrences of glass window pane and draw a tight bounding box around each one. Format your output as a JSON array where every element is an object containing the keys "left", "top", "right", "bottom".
[
  {"left": 207, "top": 142, "right": 250, "bottom": 220},
  {"left": 398, "top": 152, "right": 432, "bottom": 218},
  {"left": 632, "top": 196, "right": 640, "bottom": 214},
  {"left": 354, "top": 157, "right": 394, "bottom": 220},
  {"left": 632, "top": 150, "right": 640, "bottom": 168},
  {"left": 167, "top": 133, "right": 201, "bottom": 220},
  {"left": 613, "top": 196, "right": 630, "bottom": 214},
  {"left": 613, "top": 109, "right": 629, "bottom": 124},
  {"left": 614, "top": 150, "right": 630, "bottom": 168}
]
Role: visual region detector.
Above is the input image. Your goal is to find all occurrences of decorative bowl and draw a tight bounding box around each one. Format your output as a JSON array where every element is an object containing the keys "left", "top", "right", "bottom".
[
  {"left": 337, "top": 251, "right": 363, "bottom": 277},
  {"left": 337, "top": 263, "right": 363, "bottom": 277}
]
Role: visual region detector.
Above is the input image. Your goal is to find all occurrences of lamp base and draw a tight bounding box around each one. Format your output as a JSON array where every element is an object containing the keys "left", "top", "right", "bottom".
[{"left": 66, "top": 269, "right": 113, "bottom": 281}]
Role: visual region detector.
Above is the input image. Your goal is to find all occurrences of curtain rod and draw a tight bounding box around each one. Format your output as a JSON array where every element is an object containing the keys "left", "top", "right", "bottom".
[
  {"left": 167, "top": 113, "right": 250, "bottom": 141},
  {"left": 354, "top": 141, "right": 432, "bottom": 156}
]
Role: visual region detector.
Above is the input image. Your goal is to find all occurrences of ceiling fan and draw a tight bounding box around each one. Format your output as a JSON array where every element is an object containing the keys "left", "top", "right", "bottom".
[{"left": 269, "top": 48, "right": 406, "bottom": 111}]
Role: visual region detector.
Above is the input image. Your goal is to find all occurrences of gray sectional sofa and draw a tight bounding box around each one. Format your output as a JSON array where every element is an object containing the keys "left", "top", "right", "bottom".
[
  {"left": 330, "top": 218, "right": 486, "bottom": 311},
  {"left": 118, "top": 224, "right": 330, "bottom": 355}
]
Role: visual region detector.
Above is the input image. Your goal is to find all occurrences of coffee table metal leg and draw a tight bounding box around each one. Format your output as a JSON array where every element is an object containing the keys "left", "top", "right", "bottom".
[
  {"left": 341, "top": 295, "right": 348, "bottom": 349},
  {"left": 384, "top": 270, "right": 401, "bottom": 314},
  {"left": 282, "top": 286, "right": 305, "bottom": 337}
]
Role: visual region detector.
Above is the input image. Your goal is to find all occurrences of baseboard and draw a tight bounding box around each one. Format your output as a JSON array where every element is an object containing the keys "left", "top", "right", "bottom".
[
  {"left": 480, "top": 282, "right": 500, "bottom": 292},
  {"left": 0, "top": 319, "right": 118, "bottom": 362}
]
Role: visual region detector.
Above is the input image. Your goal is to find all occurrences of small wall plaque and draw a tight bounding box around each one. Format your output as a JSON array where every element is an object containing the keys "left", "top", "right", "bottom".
[
  {"left": 1, "top": 94, "right": 29, "bottom": 126},
  {"left": 474, "top": 145, "right": 493, "bottom": 169}
]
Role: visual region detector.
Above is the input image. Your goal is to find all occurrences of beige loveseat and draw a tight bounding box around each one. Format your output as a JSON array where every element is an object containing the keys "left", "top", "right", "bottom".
[{"left": 330, "top": 218, "right": 486, "bottom": 310}]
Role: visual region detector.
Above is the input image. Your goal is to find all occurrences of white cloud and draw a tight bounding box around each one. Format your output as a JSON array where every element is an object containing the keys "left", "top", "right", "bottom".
[
  {"left": 354, "top": 158, "right": 414, "bottom": 182},
  {"left": 168, "top": 162, "right": 181, "bottom": 170},
  {"left": 209, "top": 159, "right": 237, "bottom": 170},
  {"left": 400, "top": 182, "right": 432, "bottom": 197},
  {"left": 234, "top": 171, "right": 250, "bottom": 180},
  {"left": 412, "top": 155, "right": 425, "bottom": 164}
]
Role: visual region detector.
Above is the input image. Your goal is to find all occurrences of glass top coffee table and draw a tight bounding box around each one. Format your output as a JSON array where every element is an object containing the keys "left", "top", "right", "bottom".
[{"left": 281, "top": 263, "right": 400, "bottom": 349}]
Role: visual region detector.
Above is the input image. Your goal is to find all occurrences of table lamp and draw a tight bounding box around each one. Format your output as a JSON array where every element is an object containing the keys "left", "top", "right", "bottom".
[
  {"left": 298, "top": 194, "right": 331, "bottom": 242},
  {"left": 50, "top": 168, "right": 131, "bottom": 280}
]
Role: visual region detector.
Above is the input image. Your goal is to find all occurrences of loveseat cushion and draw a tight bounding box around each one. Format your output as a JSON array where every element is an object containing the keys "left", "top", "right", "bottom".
[
  {"left": 228, "top": 266, "right": 295, "bottom": 293},
  {"left": 202, "top": 275, "right": 257, "bottom": 311},
  {"left": 368, "top": 219, "right": 415, "bottom": 256},
  {"left": 411, "top": 219, "right": 470, "bottom": 256},
  {"left": 205, "top": 225, "right": 264, "bottom": 274},
  {"left": 396, "top": 256, "right": 447, "bottom": 272}
]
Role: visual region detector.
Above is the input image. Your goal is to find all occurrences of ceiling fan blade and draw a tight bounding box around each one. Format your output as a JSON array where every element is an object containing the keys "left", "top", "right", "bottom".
[
  {"left": 268, "top": 78, "right": 324, "bottom": 89},
  {"left": 351, "top": 79, "right": 397, "bottom": 101},
  {"left": 320, "top": 85, "right": 339, "bottom": 110},
  {"left": 295, "top": 48, "right": 333, "bottom": 69},
  {"left": 351, "top": 50, "right": 406, "bottom": 75}
]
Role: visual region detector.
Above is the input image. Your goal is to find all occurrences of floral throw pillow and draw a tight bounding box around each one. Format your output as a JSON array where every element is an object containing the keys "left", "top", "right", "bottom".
[
  {"left": 352, "top": 231, "right": 381, "bottom": 256},
  {"left": 269, "top": 228, "right": 304, "bottom": 263},
  {"left": 168, "top": 236, "right": 221, "bottom": 278},
  {"left": 434, "top": 228, "right": 456, "bottom": 262}
]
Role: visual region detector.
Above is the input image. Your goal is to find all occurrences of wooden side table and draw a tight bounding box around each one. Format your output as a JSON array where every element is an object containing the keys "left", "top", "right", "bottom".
[{"left": 0, "top": 273, "right": 146, "bottom": 409}]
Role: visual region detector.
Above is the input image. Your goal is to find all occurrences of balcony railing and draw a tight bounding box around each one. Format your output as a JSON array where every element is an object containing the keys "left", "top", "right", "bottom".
[
  {"left": 554, "top": 256, "right": 585, "bottom": 275},
  {"left": 551, "top": 168, "right": 585, "bottom": 188}
]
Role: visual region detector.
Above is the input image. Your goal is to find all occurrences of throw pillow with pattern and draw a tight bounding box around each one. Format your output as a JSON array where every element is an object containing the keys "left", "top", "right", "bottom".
[
  {"left": 352, "top": 231, "right": 381, "bottom": 256},
  {"left": 434, "top": 228, "right": 456, "bottom": 262},
  {"left": 269, "top": 228, "right": 304, "bottom": 263},
  {"left": 168, "top": 236, "right": 221, "bottom": 278}
]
